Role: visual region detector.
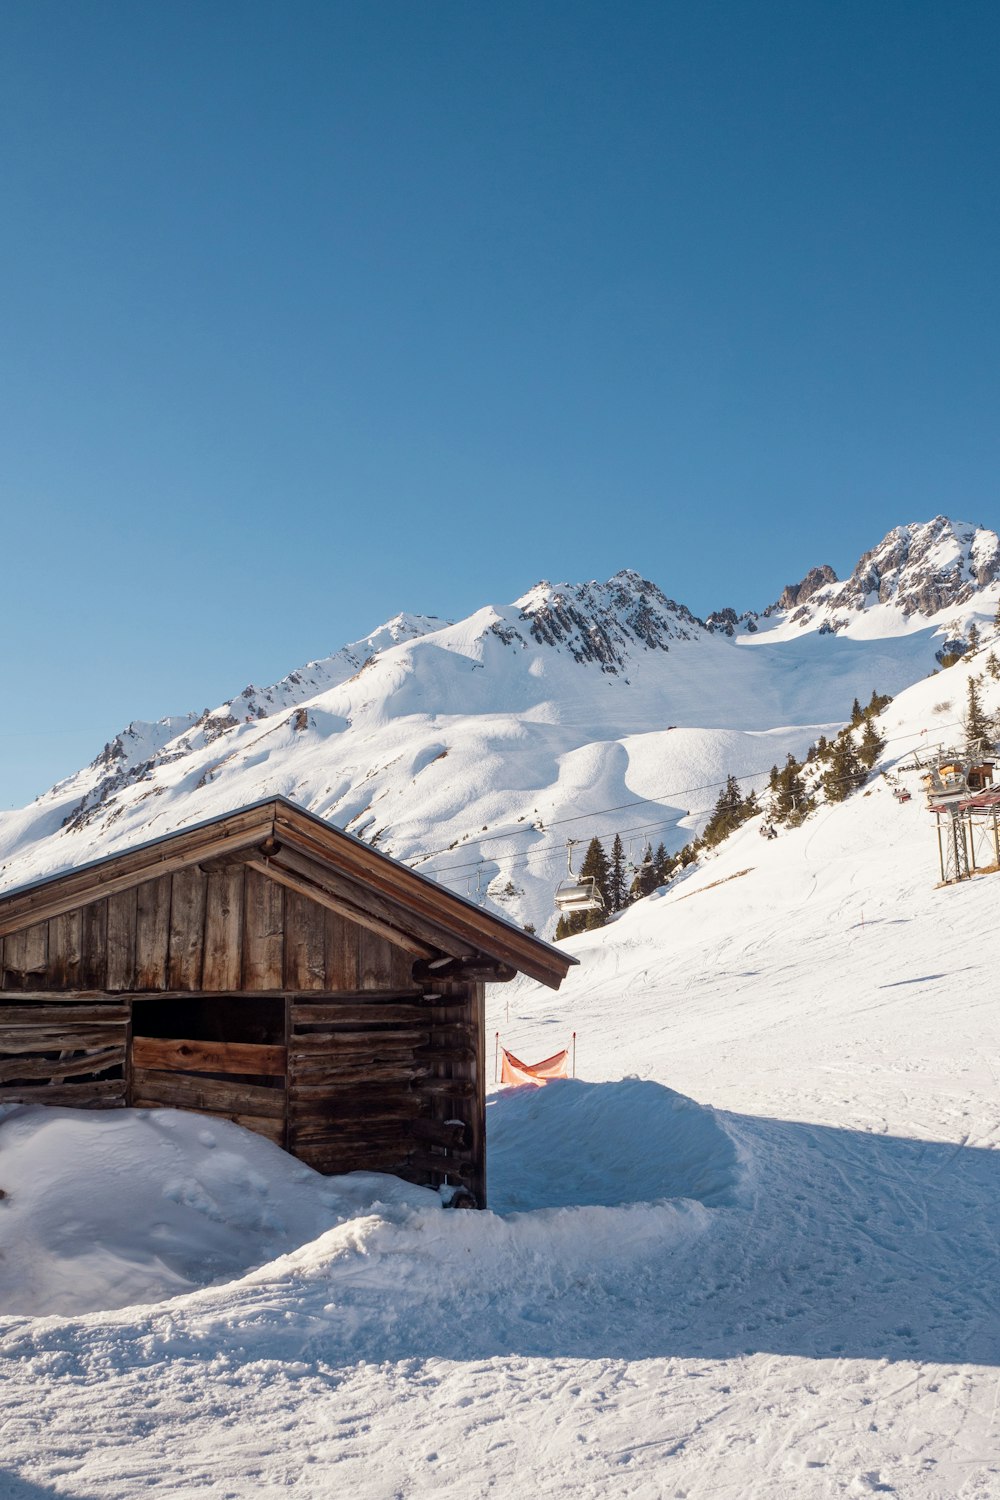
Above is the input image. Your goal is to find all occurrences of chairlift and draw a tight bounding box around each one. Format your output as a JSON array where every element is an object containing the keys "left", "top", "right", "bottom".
[{"left": 554, "top": 839, "right": 605, "bottom": 914}]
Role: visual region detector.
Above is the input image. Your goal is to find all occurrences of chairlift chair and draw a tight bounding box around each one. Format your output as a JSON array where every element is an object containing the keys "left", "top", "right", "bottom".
[{"left": 553, "top": 840, "right": 606, "bottom": 915}]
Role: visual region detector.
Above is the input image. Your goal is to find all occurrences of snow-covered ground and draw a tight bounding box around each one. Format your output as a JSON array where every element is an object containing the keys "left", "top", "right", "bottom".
[{"left": 2, "top": 651, "right": 1000, "bottom": 1496}]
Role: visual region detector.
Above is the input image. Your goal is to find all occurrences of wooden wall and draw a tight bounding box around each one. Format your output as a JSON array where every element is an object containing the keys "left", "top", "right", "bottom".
[
  {"left": 0, "top": 868, "right": 487, "bottom": 1201},
  {"left": 0, "top": 865, "right": 413, "bottom": 994},
  {"left": 286, "top": 983, "right": 482, "bottom": 1198}
]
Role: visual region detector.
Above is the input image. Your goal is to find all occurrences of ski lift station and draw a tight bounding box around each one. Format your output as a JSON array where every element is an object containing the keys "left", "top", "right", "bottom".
[
  {"left": 922, "top": 756, "right": 1000, "bottom": 884},
  {"left": 0, "top": 798, "right": 575, "bottom": 1208}
]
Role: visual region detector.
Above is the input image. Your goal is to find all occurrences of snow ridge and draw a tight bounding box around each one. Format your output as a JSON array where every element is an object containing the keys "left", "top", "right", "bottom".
[{"left": 2, "top": 517, "right": 999, "bottom": 934}]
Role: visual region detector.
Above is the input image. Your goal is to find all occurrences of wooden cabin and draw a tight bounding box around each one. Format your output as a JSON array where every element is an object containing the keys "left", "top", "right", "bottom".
[{"left": 0, "top": 798, "right": 575, "bottom": 1206}]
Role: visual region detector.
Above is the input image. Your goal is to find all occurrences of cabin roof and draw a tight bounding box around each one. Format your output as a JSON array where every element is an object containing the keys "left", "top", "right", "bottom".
[{"left": 0, "top": 797, "right": 575, "bottom": 989}]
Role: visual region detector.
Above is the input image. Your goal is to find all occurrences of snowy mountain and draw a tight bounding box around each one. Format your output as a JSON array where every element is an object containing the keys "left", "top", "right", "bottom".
[
  {"left": 710, "top": 514, "right": 1000, "bottom": 640},
  {"left": 1, "top": 515, "right": 997, "bottom": 934},
  {"left": 6, "top": 639, "right": 1000, "bottom": 1496}
]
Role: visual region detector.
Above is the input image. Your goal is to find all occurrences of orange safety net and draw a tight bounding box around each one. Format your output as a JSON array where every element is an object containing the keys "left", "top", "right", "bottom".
[{"left": 500, "top": 1046, "right": 569, "bottom": 1087}]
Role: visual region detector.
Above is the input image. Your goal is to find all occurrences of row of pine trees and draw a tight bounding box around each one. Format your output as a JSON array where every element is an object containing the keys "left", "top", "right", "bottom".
[
  {"left": 555, "top": 688, "right": 897, "bottom": 937},
  {"left": 554, "top": 650, "right": 1000, "bottom": 939}
]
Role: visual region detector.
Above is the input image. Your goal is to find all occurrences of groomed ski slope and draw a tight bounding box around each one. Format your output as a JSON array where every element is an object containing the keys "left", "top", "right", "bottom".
[{"left": 2, "top": 657, "right": 1000, "bottom": 1497}]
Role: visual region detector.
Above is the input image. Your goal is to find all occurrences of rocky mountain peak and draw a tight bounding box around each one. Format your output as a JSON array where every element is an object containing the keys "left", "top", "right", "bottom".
[
  {"left": 777, "top": 564, "right": 839, "bottom": 612},
  {"left": 514, "top": 570, "right": 704, "bottom": 671},
  {"left": 765, "top": 517, "right": 1000, "bottom": 629}
]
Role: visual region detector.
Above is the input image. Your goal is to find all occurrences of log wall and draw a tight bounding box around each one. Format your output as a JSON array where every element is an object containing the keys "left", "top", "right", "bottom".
[
  {"left": 0, "top": 866, "right": 412, "bottom": 995},
  {"left": 0, "top": 870, "right": 487, "bottom": 1201},
  {"left": 0, "top": 1001, "right": 130, "bottom": 1108}
]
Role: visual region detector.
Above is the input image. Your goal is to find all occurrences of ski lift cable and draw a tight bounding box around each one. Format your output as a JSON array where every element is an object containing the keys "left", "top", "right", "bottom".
[
  {"left": 419, "top": 720, "right": 967, "bottom": 882},
  {"left": 414, "top": 719, "right": 962, "bottom": 869}
]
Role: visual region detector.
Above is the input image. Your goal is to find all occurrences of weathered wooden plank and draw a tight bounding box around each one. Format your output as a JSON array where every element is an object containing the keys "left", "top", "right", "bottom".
[
  {"left": 3, "top": 922, "right": 49, "bottom": 977},
  {"left": 0, "top": 1078, "right": 126, "bottom": 1105},
  {"left": 404, "top": 1149, "right": 475, "bottom": 1183},
  {"left": 294, "top": 1146, "right": 411, "bottom": 1173},
  {"left": 358, "top": 929, "right": 395, "bottom": 991},
  {"left": 283, "top": 889, "right": 328, "bottom": 991},
  {"left": 202, "top": 865, "right": 244, "bottom": 991},
  {"left": 134, "top": 875, "right": 172, "bottom": 990},
  {"left": 0, "top": 1005, "right": 128, "bottom": 1025},
  {"left": 290, "top": 1027, "right": 431, "bottom": 1049},
  {"left": 131, "top": 1036, "right": 286, "bottom": 1077},
  {"left": 411, "top": 1116, "right": 470, "bottom": 1148},
  {"left": 0, "top": 1026, "right": 129, "bottom": 1052},
  {"left": 46, "top": 910, "right": 83, "bottom": 987},
  {"left": 290, "top": 1112, "right": 423, "bottom": 1141},
  {"left": 131, "top": 1068, "right": 285, "bottom": 1119},
  {"left": 419, "top": 1077, "right": 476, "bottom": 1098},
  {"left": 242, "top": 867, "right": 284, "bottom": 990},
  {"left": 167, "top": 868, "right": 206, "bottom": 991},
  {"left": 78, "top": 902, "right": 108, "bottom": 989},
  {"left": 245, "top": 855, "right": 435, "bottom": 960},
  {"left": 106, "top": 888, "right": 137, "bottom": 991},
  {"left": 0, "top": 1047, "right": 125, "bottom": 1084},
  {"left": 324, "top": 908, "right": 359, "bottom": 990},
  {"left": 289, "top": 1064, "right": 431, "bottom": 1091},
  {"left": 0, "top": 807, "right": 278, "bottom": 937},
  {"left": 289, "top": 1082, "right": 417, "bottom": 1106},
  {"left": 289, "top": 1003, "right": 465, "bottom": 1027},
  {"left": 266, "top": 842, "right": 468, "bottom": 960}
]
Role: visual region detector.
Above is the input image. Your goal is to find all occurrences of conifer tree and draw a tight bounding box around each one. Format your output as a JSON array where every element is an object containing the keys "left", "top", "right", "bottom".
[
  {"left": 964, "top": 677, "right": 992, "bottom": 757},
  {"left": 774, "top": 753, "right": 810, "bottom": 822},
  {"left": 653, "top": 842, "right": 670, "bottom": 884},
  {"left": 702, "top": 773, "right": 745, "bottom": 847},
  {"left": 575, "top": 837, "right": 611, "bottom": 930},
  {"left": 850, "top": 697, "right": 864, "bottom": 726},
  {"left": 822, "top": 734, "right": 864, "bottom": 802},
  {"left": 986, "top": 651, "right": 1000, "bottom": 681},
  {"left": 858, "top": 718, "right": 884, "bottom": 769},
  {"left": 608, "top": 834, "right": 628, "bottom": 912},
  {"left": 968, "top": 622, "right": 981, "bottom": 653}
]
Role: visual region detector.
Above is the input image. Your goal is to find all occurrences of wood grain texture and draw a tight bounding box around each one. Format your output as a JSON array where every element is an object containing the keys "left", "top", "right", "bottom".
[
  {"left": 167, "top": 869, "right": 207, "bottom": 991},
  {"left": 105, "top": 888, "right": 137, "bottom": 991},
  {"left": 78, "top": 902, "right": 108, "bottom": 990},
  {"left": 131, "top": 1067, "right": 285, "bottom": 1119},
  {"left": 0, "top": 1047, "right": 125, "bottom": 1084},
  {"left": 202, "top": 866, "right": 244, "bottom": 991},
  {"left": 283, "top": 889, "right": 328, "bottom": 991},
  {"left": 131, "top": 1036, "right": 286, "bottom": 1077},
  {"left": 46, "top": 910, "right": 83, "bottom": 988},
  {"left": 135, "top": 877, "right": 171, "bottom": 989},
  {"left": 242, "top": 868, "right": 284, "bottom": 989}
]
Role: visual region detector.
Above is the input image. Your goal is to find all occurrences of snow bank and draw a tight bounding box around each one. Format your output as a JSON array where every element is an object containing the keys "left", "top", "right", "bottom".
[
  {"left": 0, "top": 1079, "right": 744, "bottom": 1321},
  {"left": 487, "top": 1077, "right": 745, "bottom": 1212},
  {"left": 0, "top": 1106, "right": 353, "bottom": 1316}
]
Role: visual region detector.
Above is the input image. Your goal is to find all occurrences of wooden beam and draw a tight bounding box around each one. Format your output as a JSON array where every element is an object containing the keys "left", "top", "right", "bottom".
[
  {"left": 244, "top": 858, "right": 436, "bottom": 960},
  {"left": 0, "top": 812, "right": 276, "bottom": 937},
  {"left": 266, "top": 846, "right": 470, "bottom": 959},
  {"left": 272, "top": 807, "right": 573, "bottom": 988},
  {"left": 131, "top": 1067, "right": 285, "bottom": 1119},
  {"left": 131, "top": 1036, "right": 286, "bottom": 1077},
  {"left": 412, "top": 956, "right": 516, "bottom": 984}
]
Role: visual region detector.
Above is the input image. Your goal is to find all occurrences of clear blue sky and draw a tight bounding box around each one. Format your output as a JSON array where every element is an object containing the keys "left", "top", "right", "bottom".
[{"left": 2, "top": 0, "right": 998, "bottom": 806}]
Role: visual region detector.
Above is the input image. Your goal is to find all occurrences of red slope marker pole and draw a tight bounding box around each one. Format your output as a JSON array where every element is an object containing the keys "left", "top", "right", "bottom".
[{"left": 572, "top": 1031, "right": 576, "bottom": 1078}]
